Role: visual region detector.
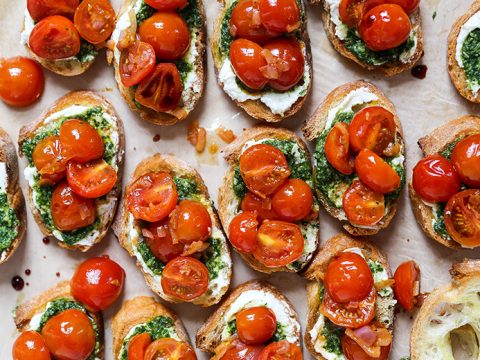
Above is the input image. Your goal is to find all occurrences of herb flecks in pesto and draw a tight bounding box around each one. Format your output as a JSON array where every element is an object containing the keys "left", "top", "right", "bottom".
[
  {"left": 321, "top": 318, "right": 344, "bottom": 355},
  {"left": 136, "top": 1, "right": 156, "bottom": 24},
  {"left": 433, "top": 202, "right": 450, "bottom": 239},
  {"left": 180, "top": 0, "right": 202, "bottom": 28},
  {"left": 137, "top": 237, "right": 165, "bottom": 275},
  {"left": 461, "top": 28, "right": 480, "bottom": 90},
  {"left": 219, "top": 0, "right": 238, "bottom": 58},
  {"left": 233, "top": 167, "right": 248, "bottom": 200},
  {"left": 203, "top": 238, "right": 224, "bottom": 280},
  {"left": 174, "top": 177, "right": 199, "bottom": 200},
  {"left": 76, "top": 41, "right": 98, "bottom": 64},
  {"left": 0, "top": 193, "right": 19, "bottom": 253}
]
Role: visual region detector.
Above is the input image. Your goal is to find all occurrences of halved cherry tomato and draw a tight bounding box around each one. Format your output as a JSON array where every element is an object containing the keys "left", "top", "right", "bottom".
[
  {"left": 412, "top": 154, "right": 461, "bottom": 203},
  {"left": 0, "top": 57, "right": 44, "bottom": 107},
  {"left": 120, "top": 41, "right": 156, "bottom": 87},
  {"left": 59, "top": 119, "right": 104, "bottom": 163},
  {"left": 444, "top": 190, "right": 480, "bottom": 248},
  {"left": 161, "top": 256, "right": 209, "bottom": 301},
  {"left": 145, "top": 0, "right": 188, "bottom": 11},
  {"left": 342, "top": 333, "right": 391, "bottom": 360},
  {"left": 230, "top": 39, "right": 268, "bottom": 90},
  {"left": 390, "top": 0, "right": 420, "bottom": 14},
  {"left": 74, "top": 0, "right": 115, "bottom": 44},
  {"left": 258, "top": 341, "right": 302, "bottom": 360},
  {"left": 451, "top": 134, "right": 480, "bottom": 188},
  {"left": 29, "top": 15, "right": 81, "bottom": 60},
  {"left": 229, "top": 211, "right": 259, "bottom": 253},
  {"left": 339, "top": 0, "right": 366, "bottom": 28},
  {"left": 12, "top": 331, "right": 51, "bottom": 360},
  {"left": 41, "top": 309, "right": 96, "bottom": 360},
  {"left": 71, "top": 255, "right": 125, "bottom": 312},
  {"left": 239, "top": 144, "right": 290, "bottom": 198},
  {"left": 271, "top": 178, "right": 313, "bottom": 222},
  {"left": 253, "top": 220, "right": 304, "bottom": 267},
  {"left": 230, "top": 0, "right": 275, "bottom": 44},
  {"left": 343, "top": 179, "right": 385, "bottom": 226},
  {"left": 127, "top": 172, "right": 178, "bottom": 222},
  {"left": 67, "top": 159, "right": 117, "bottom": 198},
  {"left": 218, "top": 338, "right": 264, "bottom": 360},
  {"left": 241, "top": 192, "right": 278, "bottom": 221},
  {"left": 325, "top": 122, "right": 354, "bottom": 175},
  {"left": 359, "top": 4, "right": 411, "bottom": 51},
  {"left": 33, "top": 136, "right": 68, "bottom": 185},
  {"left": 258, "top": 0, "right": 300, "bottom": 33},
  {"left": 27, "top": 0, "right": 80, "bottom": 22},
  {"left": 355, "top": 149, "right": 401, "bottom": 194},
  {"left": 168, "top": 200, "right": 212, "bottom": 244},
  {"left": 237, "top": 306, "right": 277, "bottom": 345},
  {"left": 393, "top": 260, "right": 420, "bottom": 312},
  {"left": 128, "top": 333, "right": 152, "bottom": 360},
  {"left": 144, "top": 338, "right": 196, "bottom": 360},
  {"left": 144, "top": 220, "right": 184, "bottom": 263}
]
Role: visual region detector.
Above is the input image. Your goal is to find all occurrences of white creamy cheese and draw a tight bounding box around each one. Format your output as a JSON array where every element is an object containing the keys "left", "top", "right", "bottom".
[
  {"left": 0, "top": 162, "right": 7, "bottom": 192},
  {"left": 456, "top": 11, "right": 480, "bottom": 95}
]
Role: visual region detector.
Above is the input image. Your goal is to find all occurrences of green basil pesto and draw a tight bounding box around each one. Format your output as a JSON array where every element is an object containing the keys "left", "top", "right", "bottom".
[
  {"left": 136, "top": 1, "right": 156, "bottom": 24},
  {"left": 76, "top": 41, "right": 98, "bottom": 64},
  {"left": 0, "top": 193, "right": 19, "bottom": 253},
  {"left": 461, "top": 28, "right": 480, "bottom": 89},
  {"left": 203, "top": 238, "right": 225, "bottom": 280},
  {"left": 174, "top": 176, "right": 199, "bottom": 199},
  {"left": 433, "top": 202, "right": 450, "bottom": 240},
  {"left": 321, "top": 318, "right": 344, "bottom": 355}
]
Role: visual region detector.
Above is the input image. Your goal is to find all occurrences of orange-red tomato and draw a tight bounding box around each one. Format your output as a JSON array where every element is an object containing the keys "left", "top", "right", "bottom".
[
  {"left": 27, "top": 0, "right": 80, "bottom": 22},
  {"left": 67, "top": 159, "right": 117, "bottom": 199},
  {"left": 258, "top": 341, "right": 302, "bottom": 360},
  {"left": 127, "top": 333, "right": 152, "bottom": 360},
  {"left": 145, "top": 0, "right": 188, "bottom": 11},
  {"left": 59, "top": 119, "right": 104, "bottom": 163},
  {"left": 393, "top": 260, "right": 420, "bottom": 312},
  {"left": 29, "top": 15, "right": 81, "bottom": 60},
  {"left": 343, "top": 179, "right": 385, "bottom": 226},
  {"left": 144, "top": 338, "right": 196, "bottom": 360},
  {"left": 71, "top": 255, "right": 125, "bottom": 312},
  {"left": 120, "top": 41, "right": 156, "bottom": 87},
  {"left": 355, "top": 149, "right": 401, "bottom": 194},
  {"left": 444, "top": 190, "right": 480, "bottom": 248},
  {"left": 33, "top": 136, "right": 68, "bottom": 185},
  {"left": 451, "top": 134, "right": 480, "bottom": 188},
  {"left": 325, "top": 122, "right": 354, "bottom": 175},
  {"left": 219, "top": 338, "right": 264, "bottom": 360},
  {"left": 144, "top": 220, "right": 185, "bottom": 263},
  {"left": 41, "top": 309, "right": 96, "bottom": 360},
  {"left": 168, "top": 200, "right": 212, "bottom": 244},
  {"left": 0, "top": 57, "right": 44, "bottom": 107},
  {"left": 271, "top": 179, "right": 313, "bottom": 222},
  {"left": 230, "top": 39, "right": 268, "bottom": 90},
  {"left": 339, "top": 0, "right": 366, "bottom": 28},
  {"left": 341, "top": 334, "right": 391, "bottom": 360},
  {"left": 229, "top": 211, "right": 259, "bottom": 253},
  {"left": 161, "top": 257, "right": 209, "bottom": 301},
  {"left": 74, "top": 0, "right": 115, "bottom": 44},
  {"left": 241, "top": 192, "right": 278, "bottom": 221},
  {"left": 12, "top": 331, "right": 51, "bottom": 360},
  {"left": 389, "top": 0, "right": 420, "bottom": 14},
  {"left": 237, "top": 306, "right": 277, "bottom": 345},
  {"left": 258, "top": 0, "right": 300, "bottom": 33},
  {"left": 230, "top": 0, "right": 275, "bottom": 44}
]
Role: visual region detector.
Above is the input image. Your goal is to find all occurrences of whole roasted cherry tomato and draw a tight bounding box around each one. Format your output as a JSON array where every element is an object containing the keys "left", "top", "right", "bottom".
[
  {"left": 219, "top": 338, "right": 264, "bottom": 360},
  {"left": 145, "top": 0, "right": 188, "bottom": 11},
  {"left": 29, "top": 15, "right": 81, "bottom": 60},
  {"left": 0, "top": 57, "right": 44, "bottom": 107},
  {"left": 128, "top": 333, "right": 152, "bottom": 360},
  {"left": 161, "top": 257, "right": 209, "bottom": 301},
  {"left": 241, "top": 192, "right": 278, "bottom": 221},
  {"left": 258, "top": 0, "right": 300, "bottom": 33},
  {"left": 230, "top": 39, "right": 268, "bottom": 90},
  {"left": 393, "top": 260, "right": 420, "bottom": 312},
  {"left": 67, "top": 159, "right": 117, "bottom": 198},
  {"left": 74, "top": 0, "right": 115, "bottom": 44},
  {"left": 390, "top": 0, "right": 420, "bottom": 14},
  {"left": 343, "top": 179, "right": 385, "bottom": 226},
  {"left": 271, "top": 178, "right": 313, "bottom": 222},
  {"left": 341, "top": 333, "right": 391, "bottom": 360},
  {"left": 230, "top": 0, "right": 275, "bottom": 44},
  {"left": 33, "top": 136, "right": 68, "bottom": 185},
  {"left": 71, "top": 255, "right": 125, "bottom": 312},
  {"left": 27, "top": 0, "right": 80, "bottom": 22},
  {"left": 325, "top": 122, "right": 354, "bottom": 175},
  {"left": 229, "top": 211, "right": 259, "bottom": 253},
  {"left": 444, "top": 190, "right": 480, "bottom": 248},
  {"left": 168, "top": 200, "right": 212, "bottom": 244},
  {"left": 144, "top": 220, "right": 184, "bottom": 263},
  {"left": 120, "top": 41, "right": 156, "bottom": 87},
  {"left": 12, "top": 331, "right": 51, "bottom": 360},
  {"left": 144, "top": 338, "right": 196, "bottom": 360},
  {"left": 237, "top": 306, "right": 277, "bottom": 345},
  {"left": 451, "top": 134, "right": 480, "bottom": 188},
  {"left": 339, "top": 0, "right": 366, "bottom": 28},
  {"left": 355, "top": 149, "right": 401, "bottom": 194},
  {"left": 412, "top": 154, "right": 461, "bottom": 203},
  {"left": 258, "top": 340, "right": 302, "bottom": 360},
  {"left": 59, "top": 119, "right": 104, "bottom": 163}
]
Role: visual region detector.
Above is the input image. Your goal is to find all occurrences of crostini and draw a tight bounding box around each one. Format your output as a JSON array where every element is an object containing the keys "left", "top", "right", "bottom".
[
  {"left": 20, "top": 0, "right": 115, "bottom": 76},
  {"left": 211, "top": 0, "right": 313, "bottom": 122},
  {"left": 196, "top": 280, "right": 302, "bottom": 358},
  {"left": 18, "top": 91, "right": 125, "bottom": 251},
  {"left": 304, "top": 233, "right": 396, "bottom": 360},
  {"left": 113, "top": 154, "right": 232, "bottom": 306},
  {"left": 303, "top": 81, "right": 406, "bottom": 236},
  {"left": 109, "top": 0, "right": 206, "bottom": 125},
  {"left": 410, "top": 116, "right": 480, "bottom": 249},
  {"left": 218, "top": 127, "right": 319, "bottom": 273}
]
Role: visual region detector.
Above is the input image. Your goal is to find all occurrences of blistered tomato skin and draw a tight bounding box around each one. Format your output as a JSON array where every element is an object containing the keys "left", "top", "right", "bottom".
[
  {"left": 228, "top": 211, "right": 259, "bottom": 253},
  {"left": 271, "top": 178, "right": 313, "bottom": 222},
  {"left": 451, "top": 134, "right": 480, "bottom": 188},
  {"left": 74, "top": 0, "right": 115, "bottom": 44},
  {"left": 354, "top": 149, "right": 401, "bottom": 194},
  {"left": 168, "top": 200, "right": 212, "bottom": 244},
  {"left": 12, "top": 331, "right": 51, "bottom": 360},
  {"left": 230, "top": 0, "right": 275, "bottom": 44},
  {"left": 236, "top": 306, "right": 277, "bottom": 345},
  {"left": 258, "top": 0, "right": 301, "bottom": 34},
  {"left": 230, "top": 39, "right": 268, "bottom": 90},
  {"left": 393, "top": 260, "right": 420, "bottom": 312},
  {"left": 27, "top": 0, "right": 80, "bottom": 22}
]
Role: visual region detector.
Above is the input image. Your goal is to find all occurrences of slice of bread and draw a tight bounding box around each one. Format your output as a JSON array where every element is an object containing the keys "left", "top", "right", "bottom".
[
  {"left": 303, "top": 233, "right": 395, "bottom": 360},
  {"left": 112, "top": 153, "right": 232, "bottom": 307},
  {"left": 409, "top": 115, "right": 480, "bottom": 249},
  {"left": 218, "top": 126, "right": 320, "bottom": 273},
  {"left": 18, "top": 91, "right": 125, "bottom": 251},
  {"left": 109, "top": 0, "right": 206, "bottom": 125},
  {"left": 303, "top": 80, "right": 405, "bottom": 236},
  {"left": 196, "top": 280, "right": 301, "bottom": 354}
]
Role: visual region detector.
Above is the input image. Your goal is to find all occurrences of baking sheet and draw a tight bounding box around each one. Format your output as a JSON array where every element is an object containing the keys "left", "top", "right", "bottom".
[{"left": 1, "top": 0, "right": 480, "bottom": 358}]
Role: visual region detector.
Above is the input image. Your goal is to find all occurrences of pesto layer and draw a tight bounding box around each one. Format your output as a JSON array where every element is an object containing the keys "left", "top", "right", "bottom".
[
  {"left": 0, "top": 193, "right": 19, "bottom": 253},
  {"left": 461, "top": 28, "right": 480, "bottom": 90}
]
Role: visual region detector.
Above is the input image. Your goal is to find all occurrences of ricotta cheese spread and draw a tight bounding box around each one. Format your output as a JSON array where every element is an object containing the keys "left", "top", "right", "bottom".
[{"left": 456, "top": 11, "right": 480, "bottom": 95}]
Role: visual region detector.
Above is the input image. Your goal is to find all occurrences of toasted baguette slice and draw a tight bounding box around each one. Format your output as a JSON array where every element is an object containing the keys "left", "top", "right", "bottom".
[
  {"left": 14, "top": 281, "right": 105, "bottom": 359},
  {"left": 211, "top": 0, "right": 313, "bottom": 122},
  {"left": 109, "top": 0, "right": 206, "bottom": 125},
  {"left": 112, "top": 296, "right": 192, "bottom": 359},
  {"left": 409, "top": 115, "right": 480, "bottom": 249},
  {"left": 410, "top": 259, "right": 480, "bottom": 359},
  {"left": 18, "top": 91, "right": 125, "bottom": 251},
  {"left": 303, "top": 233, "right": 395, "bottom": 360},
  {"left": 196, "top": 280, "right": 301, "bottom": 354},
  {"left": 0, "top": 128, "right": 26, "bottom": 264},
  {"left": 113, "top": 153, "right": 232, "bottom": 307},
  {"left": 218, "top": 126, "right": 320, "bottom": 273},
  {"left": 303, "top": 81, "right": 405, "bottom": 236}
]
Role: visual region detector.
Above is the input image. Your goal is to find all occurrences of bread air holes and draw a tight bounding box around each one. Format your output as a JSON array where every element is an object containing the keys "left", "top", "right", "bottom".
[{"left": 449, "top": 324, "right": 480, "bottom": 360}]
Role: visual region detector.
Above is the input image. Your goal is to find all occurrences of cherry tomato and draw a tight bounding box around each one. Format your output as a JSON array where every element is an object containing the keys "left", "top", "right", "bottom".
[
  {"left": 71, "top": 255, "right": 125, "bottom": 312},
  {"left": 271, "top": 179, "right": 313, "bottom": 222},
  {"left": 444, "top": 190, "right": 480, "bottom": 248},
  {"left": 127, "top": 172, "right": 178, "bottom": 222},
  {"left": 29, "top": 15, "right": 81, "bottom": 60},
  {"left": 393, "top": 260, "right": 420, "bottom": 312},
  {"left": 241, "top": 192, "right": 278, "bottom": 221},
  {"left": 258, "top": 341, "right": 302, "bottom": 360},
  {"left": 12, "top": 331, "right": 51, "bottom": 360},
  {"left": 325, "top": 122, "right": 354, "bottom": 175},
  {"left": 237, "top": 306, "right": 277, "bottom": 345},
  {"left": 33, "top": 136, "right": 68, "bottom": 185},
  {"left": 0, "top": 57, "right": 44, "bottom": 107},
  {"left": 67, "top": 159, "right": 117, "bottom": 198},
  {"left": 253, "top": 220, "right": 304, "bottom": 267},
  {"left": 120, "top": 41, "right": 156, "bottom": 87},
  {"left": 161, "top": 256, "right": 209, "bottom": 301},
  {"left": 51, "top": 182, "right": 97, "bottom": 231},
  {"left": 144, "top": 220, "right": 184, "bottom": 263},
  {"left": 144, "top": 338, "right": 196, "bottom": 360},
  {"left": 412, "top": 154, "right": 461, "bottom": 203},
  {"left": 359, "top": 4, "right": 411, "bottom": 51},
  {"left": 145, "top": 0, "right": 188, "bottom": 11},
  {"left": 230, "top": 0, "right": 275, "bottom": 44},
  {"left": 258, "top": 0, "right": 300, "bottom": 33},
  {"left": 128, "top": 333, "right": 152, "bottom": 360},
  {"left": 389, "top": 0, "right": 420, "bottom": 14},
  {"left": 239, "top": 144, "right": 291, "bottom": 198},
  {"left": 168, "top": 200, "right": 212, "bottom": 244},
  {"left": 343, "top": 179, "right": 385, "bottom": 226},
  {"left": 41, "top": 309, "right": 96, "bottom": 360},
  {"left": 451, "top": 134, "right": 480, "bottom": 188},
  {"left": 341, "top": 334, "right": 391, "bottom": 360},
  {"left": 355, "top": 149, "right": 401, "bottom": 194},
  {"left": 229, "top": 211, "right": 259, "bottom": 253},
  {"left": 220, "top": 338, "right": 264, "bottom": 360},
  {"left": 339, "top": 0, "right": 366, "bottom": 28},
  {"left": 27, "top": 0, "right": 80, "bottom": 22},
  {"left": 74, "top": 0, "right": 115, "bottom": 44},
  {"left": 59, "top": 119, "right": 104, "bottom": 163},
  {"left": 230, "top": 39, "right": 268, "bottom": 90}
]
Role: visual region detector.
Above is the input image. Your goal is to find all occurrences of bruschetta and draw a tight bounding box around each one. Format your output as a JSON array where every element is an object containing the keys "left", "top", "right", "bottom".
[
  {"left": 113, "top": 153, "right": 232, "bottom": 307},
  {"left": 196, "top": 280, "right": 302, "bottom": 358},
  {"left": 109, "top": 0, "right": 206, "bottom": 125},
  {"left": 218, "top": 126, "right": 319, "bottom": 274},
  {"left": 409, "top": 115, "right": 480, "bottom": 249},
  {"left": 303, "top": 81, "right": 406, "bottom": 236},
  {"left": 304, "top": 233, "right": 396, "bottom": 360},
  {"left": 211, "top": 0, "right": 313, "bottom": 122},
  {"left": 18, "top": 91, "right": 125, "bottom": 251}
]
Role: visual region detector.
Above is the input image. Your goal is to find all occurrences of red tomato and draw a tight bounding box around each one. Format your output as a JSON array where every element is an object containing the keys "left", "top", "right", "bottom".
[
  {"left": 128, "top": 333, "right": 152, "bottom": 360},
  {"left": 451, "top": 134, "right": 480, "bottom": 188},
  {"left": 229, "top": 211, "right": 259, "bottom": 253},
  {"left": 220, "top": 339, "right": 264, "bottom": 360},
  {"left": 27, "top": 0, "right": 80, "bottom": 22},
  {"left": 342, "top": 334, "right": 391, "bottom": 360},
  {"left": 127, "top": 172, "right": 178, "bottom": 222},
  {"left": 339, "top": 0, "right": 366, "bottom": 28},
  {"left": 41, "top": 309, "right": 96, "bottom": 360},
  {"left": 253, "top": 220, "right": 304, "bottom": 267},
  {"left": 144, "top": 220, "right": 184, "bottom": 263},
  {"left": 230, "top": 39, "right": 268, "bottom": 90},
  {"left": 325, "top": 122, "right": 354, "bottom": 175},
  {"left": 237, "top": 306, "right": 277, "bottom": 345},
  {"left": 67, "top": 159, "right": 117, "bottom": 199},
  {"left": 74, "top": 0, "right": 115, "bottom": 44},
  {"left": 412, "top": 154, "right": 461, "bottom": 203},
  {"left": 239, "top": 144, "right": 291, "bottom": 198},
  {"left": 29, "top": 15, "right": 81, "bottom": 60},
  {"left": 145, "top": 0, "right": 188, "bottom": 11},
  {"left": 12, "top": 331, "right": 51, "bottom": 360},
  {"left": 241, "top": 192, "right": 278, "bottom": 221},
  {"left": 120, "top": 41, "right": 156, "bottom": 87},
  {"left": 161, "top": 257, "right": 209, "bottom": 301},
  {"left": 393, "top": 260, "right": 420, "bottom": 312},
  {"left": 230, "top": 0, "right": 275, "bottom": 44},
  {"left": 343, "top": 179, "right": 385, "bottom": 226},
  {"left": 32, "top": 136, "right": 68, "bottom": 185},
  {"left": 71, "top": 255, "right": 125, "bottom": 312},
  {"left": 139, "top": 12, "right": 190, "bottom": 60},
  {"left": 258, "top": 0, "right": 300, "bottom": 33},
  {"left": 258, "top": 341, "right": 302, "bottom": 360},
  {"left": 355, "top": 149, "right": 401, "bottom": 194},
  {"left": 359, "top": 4, "right": 411, "bottom": 51},
  {"left": 144, "top": 338, "right": 196, "bottom": 360},
  {"left": 444, "top": 190, "right": 480, "bottom": 248},
  {"left": 0, "top": 57, "right": 44, "bottom": 107},
  {"left": 389, "top": 0, "right": 420, "bottom": 14},
  {"left": 59, "top": 119, "right": 104, "bottom": 163},
  {"left": 271, "top": 179, "right": 313, "bottom": 222},
  {"left": 168, "top": 200, "right": 212, "bottom": 244}
]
